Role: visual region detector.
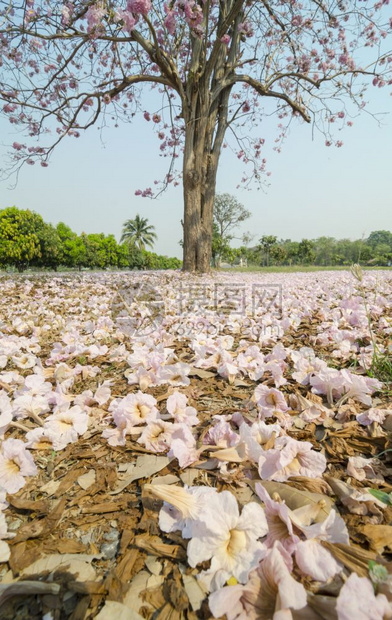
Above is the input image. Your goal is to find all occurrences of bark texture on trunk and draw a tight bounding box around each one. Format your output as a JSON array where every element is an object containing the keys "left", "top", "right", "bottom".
[{"left": 180, "top": 3, "right": 244, "bottom": 272}]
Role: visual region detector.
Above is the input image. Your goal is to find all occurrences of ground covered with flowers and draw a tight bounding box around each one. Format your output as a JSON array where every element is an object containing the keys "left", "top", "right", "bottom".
[{"left": 0, "top": 269, "right": 392, "bottom": 619}]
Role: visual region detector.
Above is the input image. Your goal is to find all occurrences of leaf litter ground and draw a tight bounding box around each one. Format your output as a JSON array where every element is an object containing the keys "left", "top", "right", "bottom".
[{"left": 0, "top": 269, "right": 391, "bottom": 619}]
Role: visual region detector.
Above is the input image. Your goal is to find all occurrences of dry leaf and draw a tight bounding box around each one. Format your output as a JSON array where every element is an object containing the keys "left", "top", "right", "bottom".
[
  {"left": 134, "top": 534, "right": 186, "bottom": 561},
  {"left": 321, "top": 541, "right": 380, "bottom": 577},
  {"left": 77, "top": 469, "right": 96, "bottom": 490},
  {"left": 181, "top": 573, "right": 208, "bottom": 612},
  {"left": 188, "top": 367, "right": 215, "bottom": 379},
  {"left": 122, "top": 570, "right": 155, "bottom": 615},
  {"left": 359, "top": 524, "right": 392, "bottom": 554},
  {"left": 111, "top": 456, "right": 171, "bottom": 495},
  {"left": 0, "top": 581, "right": 60, "bottom": 606},
  {"left": 21, "top": 553, "right": 101, "bottom": 581},
  {"left": 95, "top": 601, "right": 144, "bottom": 619}
]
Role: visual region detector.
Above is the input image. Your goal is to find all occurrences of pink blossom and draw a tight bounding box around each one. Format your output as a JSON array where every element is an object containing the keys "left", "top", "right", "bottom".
[
  {"left": 0, "top": 438, "right": 38, "bottom": 494},
  {"left": 255, "top": 483, "right": 300, "bottom": 553},
  {"left": 153, "top": 484, "right": 219, "bottom": 538},
  {"left": 239, "top": 420, "right": 283, "bottom": 463},
  {"left": 209, "top": 544, "right": 307, "bottom": 619},
  {"left": 117, "top": 391, "right": 159, "bottom": 425},
  {"left": 356, "top": 408, "right": 389, "bottom": 426},
  {"left": 254, "top": 385, "right": 288, "bottom": 412},
  {"left": 220, "top": 34, "right": 230, "bottom": 45},
  {"left": 204, "top": 418, "right": 240, "bottom": 448},
  {"left": 166, "top": 391, "right": 199, "bottom": 426},
  {"left": 258, "top": 436, "right": 326, "bottom": 481},
  {"left": 44, "top": 405, "right": 89, "bottom": 445},
  {"left": 295, "top": 538, "right": 342, "bottom": 582},
  {"left": 164, "top": 11, "right": 177, "bottom": 35},
  {"left": 187, "top": 492, "right": 268, "bottom": 590},
  {"left": 127, "top": 0, "right": 151, "bottom": 16},
  {"left": 167, "top": 424, "right": 199, "bottom": 467},
  {"left": 347, "top": 456, "right": 384, "bottom": 483},
  {"left": 137, "top": 419, "right": 174, "bottom": 452},
  {"left": 336, "top": 572, "right": 392, "bottom": 620},
  {"left": 26, "top": 427, "right": 69, "bottom": 451}
]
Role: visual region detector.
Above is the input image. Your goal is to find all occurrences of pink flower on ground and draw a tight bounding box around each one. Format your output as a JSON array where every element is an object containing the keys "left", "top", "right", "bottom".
[
  {"left": 254, "top": 385, "right": 288, "bottom": 412},
  {"left": 336, "top": 572, "right": 392, "bottom": 620},
  {"left": 0, "top": 391, "right": 13, "bottom": 437},
  {"left": 166, "top": 391, "right": 199, "bottom": 426},
  {"left": 120, "top": 391, "right": 159, "bottom": 426},
  {"left": 25, "top": 427, "right": 69, "bottom": 451},
  {"left": 295, "top": 538, "right": 342, "bottom": 582},
  {"left": 102, "top": 410, "right": 134, "bottom": 447},
  {"left": 239, "top": 420, "right": 282, "bottom": 463},
  {"left": 259, "top": 436, "right": 326, "bottom": 482},
  {"left": 167, "top": 424, "right": 199, "bottom": 467},
  {"left": 44, "top": 406, "right": 88, "bottom": 445},
  {"left": 204, "top": 418, "right": 240, "bottom": 448},
  {"left": 0, "top": 438, "right": 37, "bottom": 493},
  {"left": 137, "top": 419, "right": 174, "bottom": 452},
  {"left": 356, "top": 408, "right": 389, "bottom": 426},
  {"left": 255, "top": 483, "right": 300, "bottom": 554},
  {"left": 187, "top": 492, "right": 268, "bottom": 590},
  {"left": 159, "top": 362, "right": 191, "bottom": 386},
  {"left": 150, "top": 484, "right": 219, "bottom": 538},
  {"left": 347, "top": 456, "right": 384, "bottom": 483},
  {"left": 209, "top": 543, "right": 307, "bottom": 619}
]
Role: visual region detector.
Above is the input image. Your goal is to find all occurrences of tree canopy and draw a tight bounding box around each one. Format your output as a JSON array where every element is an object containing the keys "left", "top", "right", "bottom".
[
  {"left": 0, "top": 206, "right": 180, "bottom": 271},
  {"left": 0, "top": 1, "right": 391, "bottom": 271}
]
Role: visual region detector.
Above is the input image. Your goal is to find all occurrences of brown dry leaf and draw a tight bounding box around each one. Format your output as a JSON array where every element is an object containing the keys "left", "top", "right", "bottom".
[
  {"left": 7, "top": 497, "right": 50, "bottom": 514},
  {"left": 359, "top": 524, "right": 392, "bottom": 554},
  {"left": 181, "top": 573, "right": 208, "bottom": 612},
  {"left": 188, "top": 367, "right": 216, "bottom": 379},
  {"left": 122, "top": 570, "right": 157, "bottom": 615},
  {"left": 324, "top": 476, "right": 385, "bottom": 516},
  {"left": 111, "top": 455, "right": 171, "bottom": 495},
  {"left": 39, "top": 479, "right": 61, "bottom": 496},
  {"left": 0, "top": 581, "right": 60, "bottom": 606},
  {"left": 321, "top": 541, "right": 380, "bottom": 577},
  {"left": 134, "top": 534, "right": 186, "bottom": 561},
  {"left": 285, "top": 476, "right": 333, "bottom": 496},
  {"left": 95, "top": 601, "right": 144, "bottom": 620},
  {"left": 21, "top": 553, "right": 101, "bottom": 581},
  {"left": 77, "top": 469, "right": 96, "bottom": 490},
  {"left": 11, "top": 498, "right": 66, "bottom": 543},
  {"left": 306, "top": 592, "right": 341, "bottom": 620},
  {"left": 253, "top": 481, "right": 334, "bottom": 522}
]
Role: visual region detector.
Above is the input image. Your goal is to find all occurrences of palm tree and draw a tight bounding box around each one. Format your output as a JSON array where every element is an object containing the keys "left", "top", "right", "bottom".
[{"left": 120, "top": 214, "right": 157, "bottom": 251}]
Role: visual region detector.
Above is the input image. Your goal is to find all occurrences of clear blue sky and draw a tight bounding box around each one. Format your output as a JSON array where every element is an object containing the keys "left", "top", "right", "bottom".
[{"left": 0, "top": 85, "right": 391, "bottom": 259}]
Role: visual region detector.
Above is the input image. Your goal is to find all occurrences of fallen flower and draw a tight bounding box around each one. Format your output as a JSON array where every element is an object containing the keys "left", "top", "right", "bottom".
[
  {"left": 336, "top": 572, "right": 392, "bottom": 620},
  {"left": 0, "top": 438, "right": 38, "bottom": 494},
  {"left": 209, "top": 543, "right": 307, "bottom": 619},
  {"left": 258, "top": 436, "right": 327, "bottom": 481}
]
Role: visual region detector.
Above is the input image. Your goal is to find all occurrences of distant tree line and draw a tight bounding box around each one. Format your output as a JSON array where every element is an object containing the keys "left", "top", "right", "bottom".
[
  {"left": 211, "top": 195, "right": 392, "bottom": 268},
  {"left": 241, "top": 231, "right": 392, "bottom": 267},
  {"left": 0, "top": 207, "right": 181, "bottom": 272}
]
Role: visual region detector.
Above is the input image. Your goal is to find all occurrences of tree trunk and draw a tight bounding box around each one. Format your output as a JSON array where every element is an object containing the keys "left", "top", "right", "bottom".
[{"left": 182, "top": 127, "right": 218, "bottom": 273}]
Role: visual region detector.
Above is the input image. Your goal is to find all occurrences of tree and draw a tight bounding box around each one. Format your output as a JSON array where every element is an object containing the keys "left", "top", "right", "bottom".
[
  {"left": 213, "top": 194, "right": 251, "bottom": 241},
  {"left": 0, "top": 207, "right": 43, "bottom": 271},
  {"left": 120, "top": 215, "right": 157, "bottom": 251},
  {"left": 211, "top": 222, "right": 233, "bottom": 268},
  {"left": 0, "top": 2, "right": 391, "bottom": 272},
  {"left": 259, "top": 235, "right": 277, "bottom": 267},
  {"left": 56, "top": 222, "right": 87, "bottom": 269},
  {"left": 298, "top": 239, "right": 316, "bottom": 264},
  {"left": 367, "top": 231, "right": 392, "bottom": 251}
]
